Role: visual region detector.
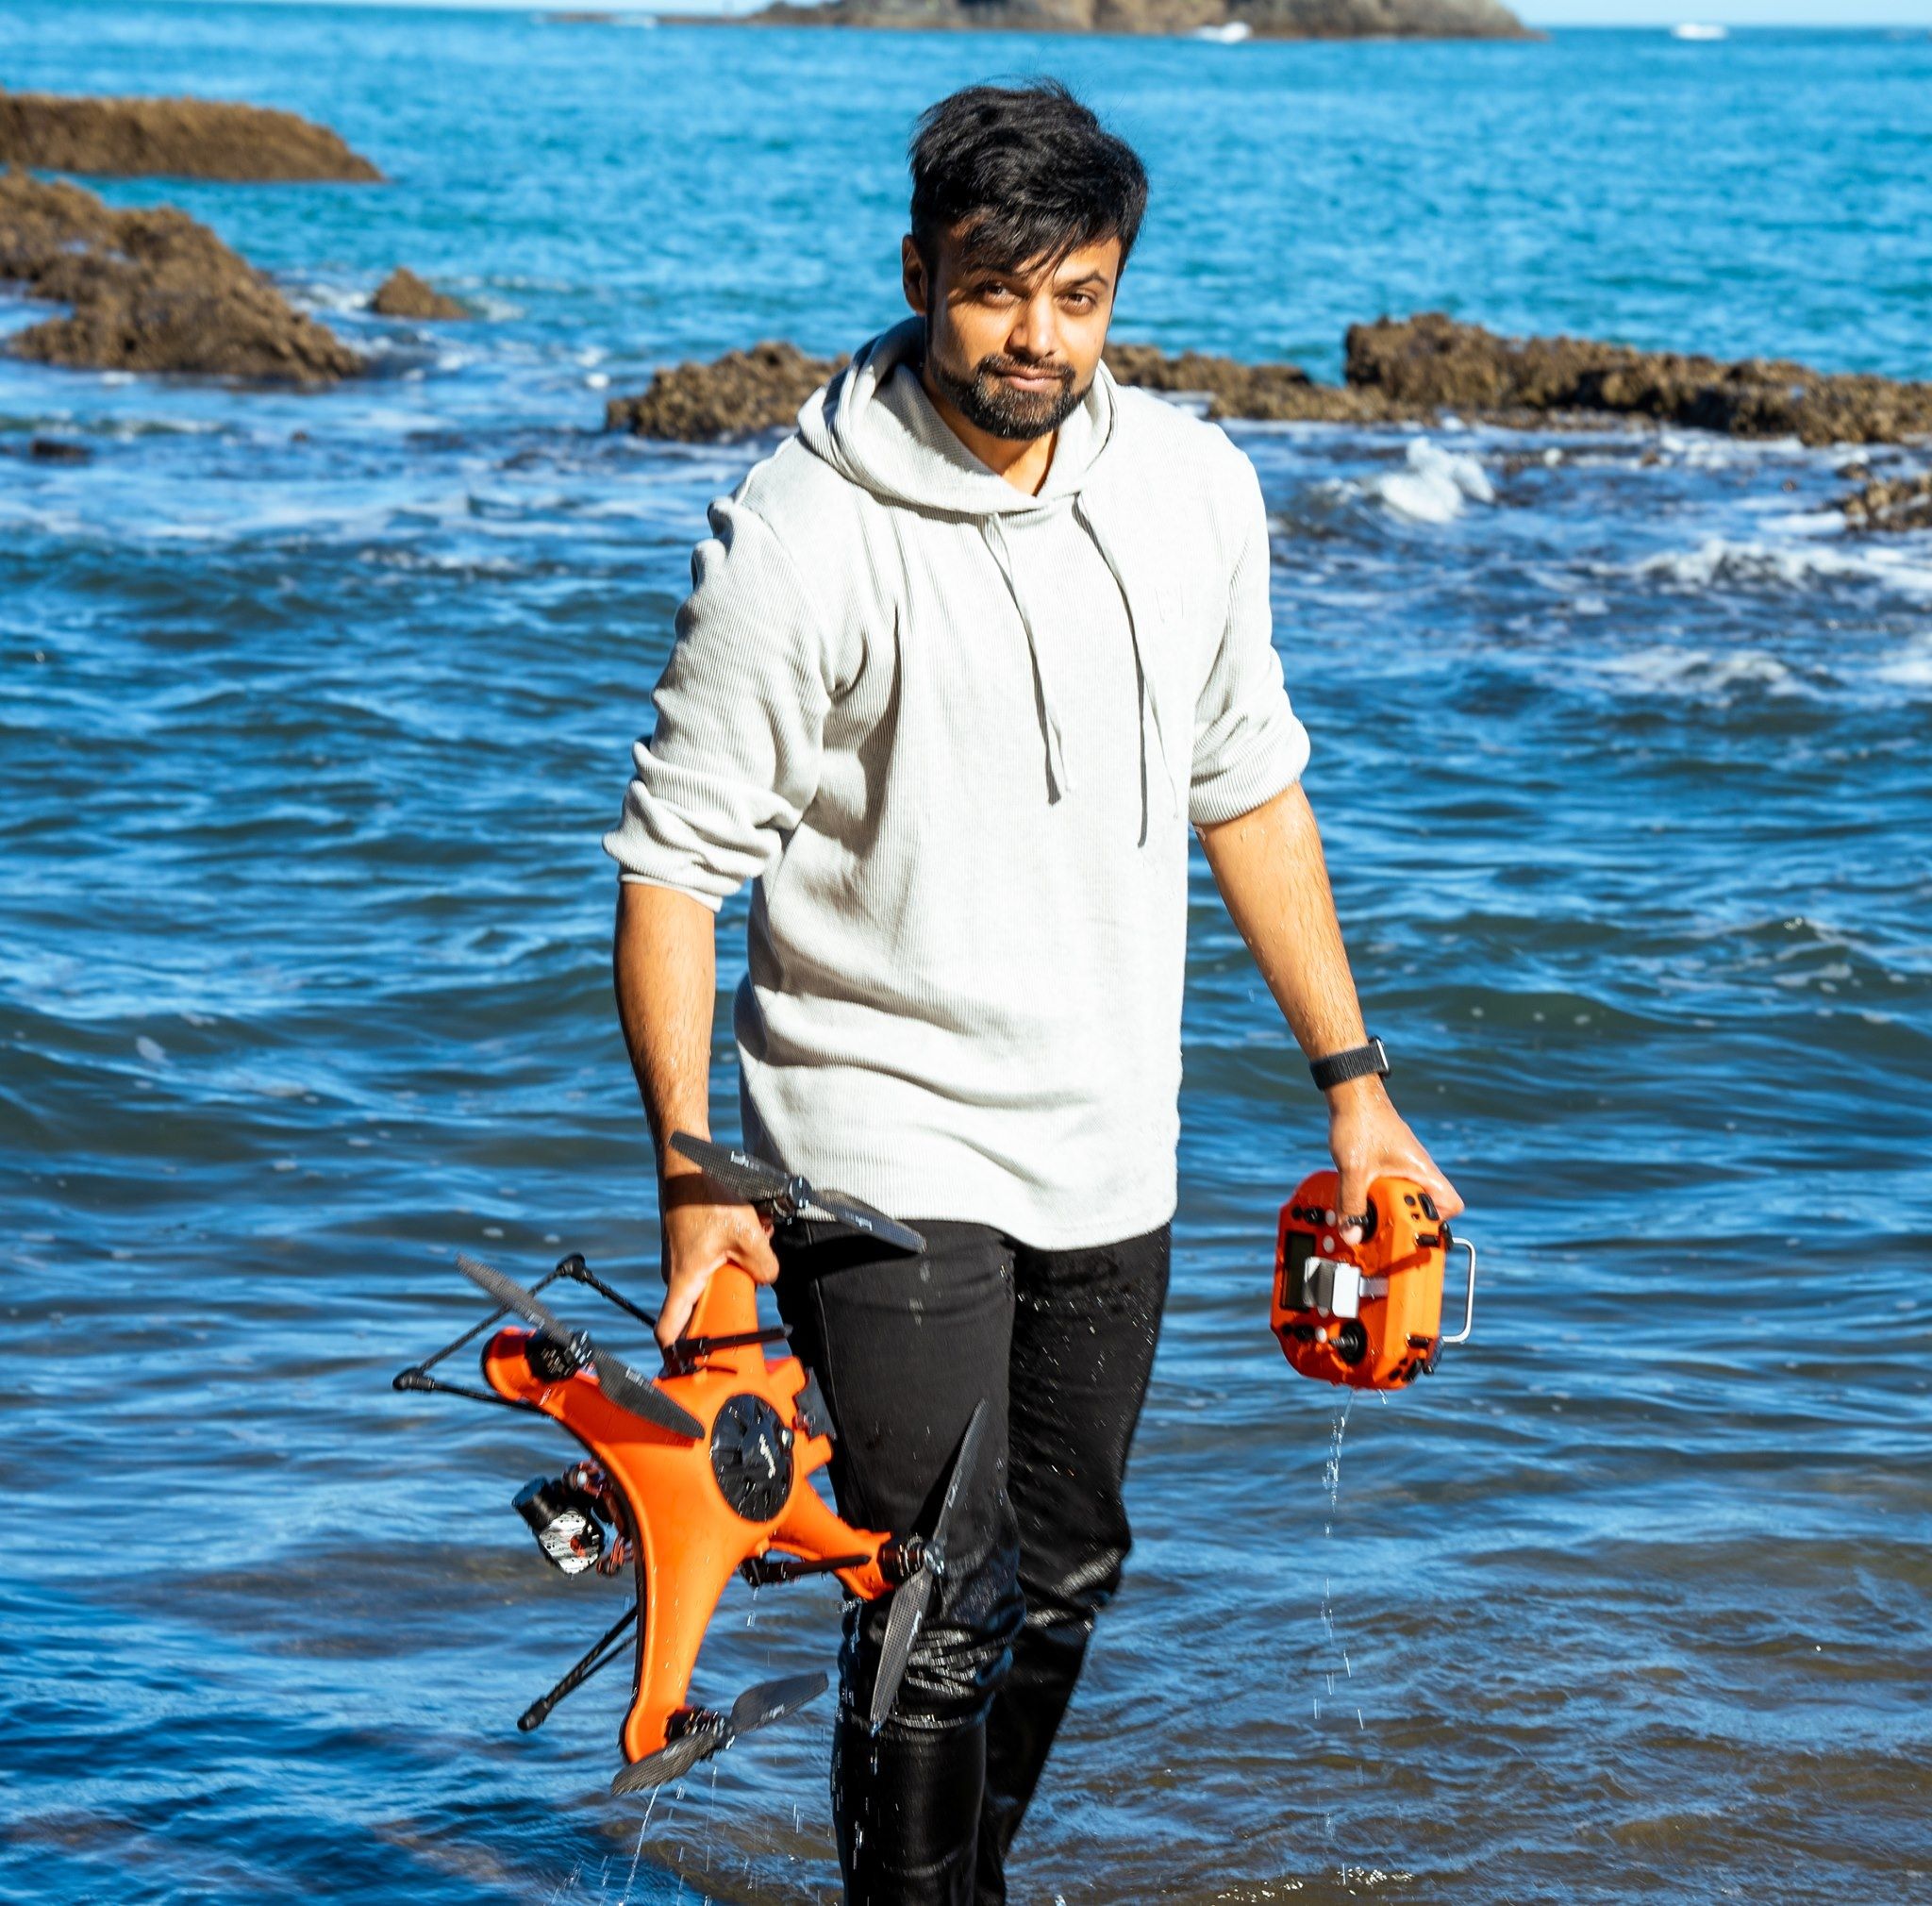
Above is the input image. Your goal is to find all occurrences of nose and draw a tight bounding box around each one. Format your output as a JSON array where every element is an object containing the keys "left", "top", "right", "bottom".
[{"left": 1009, "top": 289, "right": 1059, "bottom": 363}]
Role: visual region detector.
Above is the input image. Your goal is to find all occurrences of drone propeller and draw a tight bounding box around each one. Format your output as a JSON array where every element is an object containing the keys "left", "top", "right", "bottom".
[
  {"left": 608, "top": 1671, "right": 829, "bottom": 1797},
  {"left": 456, "top": 1254, "right": 703, "bottom": 1441},
  {"left": 869, "top": 1399, "right": 990, "bottom": 1733},
  {"left": 668, "top": 1133, "right": 925, "bottom": 1255}
]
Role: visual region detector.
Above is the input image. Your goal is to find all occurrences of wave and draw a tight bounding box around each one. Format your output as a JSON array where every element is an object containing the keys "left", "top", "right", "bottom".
[
  {"left": 1370, "top": 438, "right": 1495, "bottom": 523},
  {"left": 1874, "top": 633, "right": 1932, "bottom": 690},
  {"left": 1596, "top": 644, "right": 1809, "bottom": 700},
  {"left": 1616, "top": 536, "right": 1932, "bottom": 600}
]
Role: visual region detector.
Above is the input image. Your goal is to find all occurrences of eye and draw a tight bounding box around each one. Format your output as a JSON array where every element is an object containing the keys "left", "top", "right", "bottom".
[{"left": 1060, "top": 292, "right": 1096, "bottom": 312}]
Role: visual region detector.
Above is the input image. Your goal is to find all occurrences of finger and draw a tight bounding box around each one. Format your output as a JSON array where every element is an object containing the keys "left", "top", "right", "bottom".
[
  {"left": 654, "top": 1273, "right": 704, "bottom": 1348},
  {"left": 1334, "top": 1161, "right": 1372, "bottom": 1245},
  {"left": 657, "top": 1283, "right": 695, "bottom": 1345},
  {"left": 741, "top": 1225, "right": 782, "bottom": 1286},
  {"left": 1401, "top": 1145, "right": 1462, "bottom": 1219}
]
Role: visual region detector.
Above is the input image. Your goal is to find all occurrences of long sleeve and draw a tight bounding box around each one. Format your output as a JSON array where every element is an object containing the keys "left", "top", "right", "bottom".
[
  {"left": 1188, "top": 458, "right": 1311, "bottom": 827},
  {"left": 602, "top": 496, "right": 833, "bottom": 911}
]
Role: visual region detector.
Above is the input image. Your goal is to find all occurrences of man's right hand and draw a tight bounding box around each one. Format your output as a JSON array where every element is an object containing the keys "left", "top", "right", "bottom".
[{"left": 656, "top": 1161, "right": 781, "bottom": 1349}]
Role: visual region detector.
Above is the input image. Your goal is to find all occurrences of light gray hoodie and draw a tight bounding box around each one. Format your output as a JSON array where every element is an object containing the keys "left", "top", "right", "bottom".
[{"left": 605, "top": 316, "right": 1308, "bottom": 1247}]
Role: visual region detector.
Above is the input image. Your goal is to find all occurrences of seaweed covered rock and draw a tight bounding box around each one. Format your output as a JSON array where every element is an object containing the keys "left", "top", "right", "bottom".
[
  {"left": 607, "top": 342, "right": 848, "bottom": 441},
  {"left": 1838, "top": 469, "right": 1932, "bottom": 534},
  {"left": 1105, "top": 341, "right": 1408, "bottom": 422},
  {"left": 372, "top": 266, "right": 467, "bottom": 320},
  {"left": 0, "top": 87, "right": 382, "bottom": 182},
  {"left": 0, "top": 166, "right": 363, "bottom": 381},
  {"left": 601, "top": 322, "right": 1932, "bottom": 448},
  {"left": 1345, "top": 312, "right": 1932, "bottom": 447}
]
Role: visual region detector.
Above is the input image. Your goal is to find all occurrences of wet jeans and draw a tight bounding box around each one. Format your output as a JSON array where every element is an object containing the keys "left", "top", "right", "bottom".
[{"left": 773, "top": 1217, "right": 1172, "bottom": 1906}]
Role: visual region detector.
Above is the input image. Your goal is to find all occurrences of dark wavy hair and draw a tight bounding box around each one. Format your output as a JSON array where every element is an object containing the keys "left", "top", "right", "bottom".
[{"left": 908, "top": 81, "right": 1150, "bottom": 277}]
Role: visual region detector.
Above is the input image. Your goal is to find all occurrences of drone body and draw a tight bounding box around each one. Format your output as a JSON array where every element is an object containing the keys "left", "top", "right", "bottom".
[
  {"left": 480, "top": 1256, "right": 897, "bottom": 1781},
  {"left": 397, "top": 1134, "right": 981, "bottom": 1797}
]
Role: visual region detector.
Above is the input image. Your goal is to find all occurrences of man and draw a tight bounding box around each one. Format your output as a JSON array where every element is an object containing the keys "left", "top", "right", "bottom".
[{"left": 606, "top": 81, "right": 1458, "bottom": 1906}]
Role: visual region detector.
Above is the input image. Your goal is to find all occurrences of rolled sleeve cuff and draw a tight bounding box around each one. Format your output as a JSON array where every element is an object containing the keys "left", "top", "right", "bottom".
[
  {"left": 1188, "top": 709, "right": 1311, "bottom": 827},
  {"left": 601, "top": 742, "right": 787, "bottom": 911}
]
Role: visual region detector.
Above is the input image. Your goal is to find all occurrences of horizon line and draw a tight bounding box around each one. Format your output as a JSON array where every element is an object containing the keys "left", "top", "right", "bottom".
[{"left": 73, "top": 0, "right": 1932, "bottom": 25}]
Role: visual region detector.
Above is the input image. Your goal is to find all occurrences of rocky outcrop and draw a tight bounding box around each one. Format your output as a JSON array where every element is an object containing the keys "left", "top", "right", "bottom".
[
  {"left": 607, "top": 342, "right": 848, "bottom": 441},
  {"left": 1345, "top": 313, "right": 1932, "bottom": 447},
  {"left": 0, "top": 167, "right": 362, "bottom": 381},
  {"left": 0, "top": 88, "right": 382, "bottom": 182},
  {"left": 372, "top": 266, "right": 467, "bottom": 320},
  {"left": 606, "top": 322, "right": 1932, "bottom": 448},
  {"left": 690, "top": 0, "right": 1531, "bottom": 37},
  {"left": 1838, "top": 469, "right": 1932, "bottom": 534},
  {"left": 1103, "top": 342, "right": 1404, "bottom": 422}
]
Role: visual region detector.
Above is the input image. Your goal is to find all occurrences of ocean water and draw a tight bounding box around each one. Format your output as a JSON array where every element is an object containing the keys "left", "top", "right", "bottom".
[{"left": 3, "top": 6, "right": 1931, "bottom": 1903}]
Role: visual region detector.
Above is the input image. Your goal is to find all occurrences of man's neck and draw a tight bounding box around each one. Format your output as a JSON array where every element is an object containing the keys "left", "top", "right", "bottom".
[{"left": 918, "top": 363, "right": 1058, "bottom": 497}]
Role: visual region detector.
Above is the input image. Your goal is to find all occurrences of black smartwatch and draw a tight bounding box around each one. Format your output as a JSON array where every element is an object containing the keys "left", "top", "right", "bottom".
[{"left": 1308, "top": 1036, "right": 1390, "bottom": 1094}]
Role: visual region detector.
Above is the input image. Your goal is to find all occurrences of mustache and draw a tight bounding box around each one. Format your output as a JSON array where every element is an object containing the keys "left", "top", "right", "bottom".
[{"left": 976, "top": 355, "right": 1074, "bottom": 384}]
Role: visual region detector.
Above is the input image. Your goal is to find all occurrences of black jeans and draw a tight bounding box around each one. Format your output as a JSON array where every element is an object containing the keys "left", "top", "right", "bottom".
[{"left": 773, "top": 1217, "right": 1172, "bottom": 1906}]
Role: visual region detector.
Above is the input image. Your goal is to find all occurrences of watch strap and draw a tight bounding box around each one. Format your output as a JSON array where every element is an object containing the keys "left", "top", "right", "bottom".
[{"left": 1309, "top": 1036, "right": 1390, "bottom": 1094}]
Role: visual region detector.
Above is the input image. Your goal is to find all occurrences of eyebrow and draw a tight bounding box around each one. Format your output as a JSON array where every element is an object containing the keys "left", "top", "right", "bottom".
[{"left": 964, "top": 264, "right": 1113, "bottom": 295}]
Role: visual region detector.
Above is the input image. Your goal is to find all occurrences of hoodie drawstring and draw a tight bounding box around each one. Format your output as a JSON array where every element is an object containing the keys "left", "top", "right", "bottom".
[
  {"left": 1078, "top": 500, "right": 1182, "bottom": 848},
  {"left": 981, "top": 505, "right": 1183, "bottom": 844},
  {"left": 981, "top": 513, "right": 1073, "bottom": 805}
]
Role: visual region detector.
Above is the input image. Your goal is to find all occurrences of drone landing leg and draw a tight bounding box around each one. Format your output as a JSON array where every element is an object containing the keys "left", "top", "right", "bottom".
[{"left": 518, "top": 1600, "right": 640, "bottom": 1733}]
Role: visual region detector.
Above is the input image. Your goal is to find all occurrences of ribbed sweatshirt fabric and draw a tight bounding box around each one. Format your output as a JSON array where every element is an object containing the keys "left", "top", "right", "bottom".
[{"left": 604, "top": 317, "right": 1310, "bottom": 1247}]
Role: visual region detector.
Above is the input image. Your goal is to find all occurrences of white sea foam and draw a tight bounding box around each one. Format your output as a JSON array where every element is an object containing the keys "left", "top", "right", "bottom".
[
  {"left": 1598, "top": 645, "right": 1807, "bottom": 699},
  {"left": 1655, "top": 428, "right": 1806, "bottom": 469},
  {"left": 1371, "top": 438, "right": 1494, "bottom": 523},
  {"left": 1874, "top": 633, "right": 1932, "bottom": 690},
  {"left": 1622, "top": 536, "right": 1932, "bottom": 599}
]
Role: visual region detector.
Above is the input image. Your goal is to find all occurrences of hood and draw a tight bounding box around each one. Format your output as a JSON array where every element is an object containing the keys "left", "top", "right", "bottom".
[
  {"left": 797, "top": 315, "right": 1174, "bottom": 837},
  {"left": 796, "top": 314, "right": 1116, "bottom": 518}
]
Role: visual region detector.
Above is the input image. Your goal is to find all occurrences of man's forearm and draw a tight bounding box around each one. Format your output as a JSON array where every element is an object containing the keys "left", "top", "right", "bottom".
[
  {"left": 1199, "top": 780, "right": 1459, "bottom": 1226},
  {"left": 612, "top": 879, "right": 719, "bottom": 1174},
  {"left": 1196, "top": 781, "right": 1367, "bottom": 1062}
]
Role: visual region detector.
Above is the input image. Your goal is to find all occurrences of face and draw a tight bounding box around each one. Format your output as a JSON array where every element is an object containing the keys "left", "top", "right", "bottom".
[{"left": 903, "top": 226, "right": 1123, "bottom": 442}]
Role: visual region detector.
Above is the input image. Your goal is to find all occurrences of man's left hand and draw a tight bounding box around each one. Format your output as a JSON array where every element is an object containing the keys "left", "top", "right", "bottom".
[{"left": 1326, "top": 1076, "right": 1461, "bottom": 1245}]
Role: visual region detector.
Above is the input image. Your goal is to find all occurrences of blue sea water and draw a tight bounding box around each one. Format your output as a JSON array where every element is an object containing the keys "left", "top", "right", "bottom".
[{"left": 2, "top": 6, "right": 1930, "bottom": 1903}]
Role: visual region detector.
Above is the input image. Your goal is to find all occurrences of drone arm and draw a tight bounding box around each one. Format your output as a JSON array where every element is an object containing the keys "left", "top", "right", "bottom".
[
  {"left": 766, "top": 1480, "right": 893, "bottom": 1602},
  {"left": 621, "top": 1513, "right": 743, "bottom": 1764}
]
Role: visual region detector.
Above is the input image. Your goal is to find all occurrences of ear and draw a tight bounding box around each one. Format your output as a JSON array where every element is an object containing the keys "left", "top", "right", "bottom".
[{"left": 901, "top": 234, "right": 929, "bottom": 317}]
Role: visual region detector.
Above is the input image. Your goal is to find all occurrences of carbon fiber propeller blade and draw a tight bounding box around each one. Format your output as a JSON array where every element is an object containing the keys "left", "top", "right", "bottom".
[
  {"left": 868, "top": 1400, "right": 989, "bottom": 1732},
  {"left": 667, "top": 1133, "right": 791, "bottom": 1202},
  {"left": 455, "top": 1254, "right": 702, "bottom": 1440},
  {"left": 810, "top": 1187, "right": 926, "bottom": 1255},
  {"left": 608, "top": 1720, "right": 726, "bottom": 1796},
  {"left": 729, "top": 1670, "right": 829, "bottom": 1738},
  {"left": 609, "top": 1672, "right": 828, "bottom": 1797},
  {"left": 668, "top": 1133, "right": 924, "bottom": 1253},
  {"left": 585, "top": 1343, "right": 705, "bottom": 1442},
  {"left": 930, "top": 1397, "right": 988, "bottom": 1556},
  {"left": 868, "top": 1566, "right": 936, "bottom": 1734}
]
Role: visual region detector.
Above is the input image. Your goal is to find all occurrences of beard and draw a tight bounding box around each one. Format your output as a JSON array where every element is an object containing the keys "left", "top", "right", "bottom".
[{"left": 924, "top": 333, "right": 1090, "bottom": 442}]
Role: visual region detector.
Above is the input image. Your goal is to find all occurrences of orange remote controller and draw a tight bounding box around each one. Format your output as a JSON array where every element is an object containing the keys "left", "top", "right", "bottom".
[{"left": 1271, "top": 1170, "right": 1476, "bottom": 1390}]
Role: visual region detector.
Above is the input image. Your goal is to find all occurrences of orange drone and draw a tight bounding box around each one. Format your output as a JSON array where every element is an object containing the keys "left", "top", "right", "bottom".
[{"left": 394, "top": 1132, "right": 985, "bottom": 1796}]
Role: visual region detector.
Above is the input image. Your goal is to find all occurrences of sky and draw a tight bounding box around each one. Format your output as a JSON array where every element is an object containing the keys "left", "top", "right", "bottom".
[{"left": 185, "top": 0, "right": 1932, "bottom": 27}]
